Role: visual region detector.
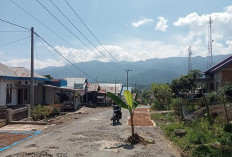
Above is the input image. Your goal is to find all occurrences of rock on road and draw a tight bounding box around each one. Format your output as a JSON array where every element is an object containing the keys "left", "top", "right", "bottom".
[{"left": 0, "top": 107, "right": 180, "bottom": 157}]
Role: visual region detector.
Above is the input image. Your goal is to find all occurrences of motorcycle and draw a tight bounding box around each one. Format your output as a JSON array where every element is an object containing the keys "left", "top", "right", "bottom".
[{"left": 111, "top": 104, "right": 122, "bottom": 126}]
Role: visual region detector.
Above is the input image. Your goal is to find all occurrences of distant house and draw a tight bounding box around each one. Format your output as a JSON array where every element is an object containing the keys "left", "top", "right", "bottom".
[
  {"left": 0, "top": 63, "right": 49, "bottom": 106},
  {"left": 204, "top": 55, "right": 232, "bottom": 92}
]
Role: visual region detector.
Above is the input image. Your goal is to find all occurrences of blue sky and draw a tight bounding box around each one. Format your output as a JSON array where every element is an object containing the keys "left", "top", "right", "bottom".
[{"left": 0, "top": 0, "right": 232, "bottom": 69}]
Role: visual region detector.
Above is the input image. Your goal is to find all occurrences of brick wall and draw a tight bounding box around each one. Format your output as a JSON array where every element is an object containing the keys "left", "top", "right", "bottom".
[{"left": 221, "top": 70, "right": 232, "bottom": 86}]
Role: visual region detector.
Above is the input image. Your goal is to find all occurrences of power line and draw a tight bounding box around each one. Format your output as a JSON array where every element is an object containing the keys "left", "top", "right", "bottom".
[
  {"left": 10, "top": 0, "right": 123, "bottom": 81},
  {"left": 35, "top": 0, "right": 123, "bottom": 79},
  {"left": 0, "top": 36, "right": 30, "bottom": 47},
  {"left": 35, "top": 0, "right": 108, "bottom": 62},
  {"left": 0, "top": 18, "right": 30, "bottom": 30},
  {"left": 10, "top": 0, "right": 74, "bottom": 48},
  {"left": 35, "top": 32, "right": 98, "bottom": 82},
  {"left": 49, "top": 0, "right": 117, "bottom": 64},
  {"left": 64, "top": 0, "right": 122, "bottom": 65},
  {"left": 0, "top": 30, "right": 28, "bottom": 32}
]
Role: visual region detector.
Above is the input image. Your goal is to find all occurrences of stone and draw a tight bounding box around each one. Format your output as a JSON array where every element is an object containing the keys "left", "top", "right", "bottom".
[{"left": 174, "top": 129, "right": 186, "bottom": 137}]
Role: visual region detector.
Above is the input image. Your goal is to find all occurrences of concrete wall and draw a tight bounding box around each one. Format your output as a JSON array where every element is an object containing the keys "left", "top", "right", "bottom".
[
  {"left": 45, "top": 86, "right": 57, "bottom": 104},
  {"left": 0, "top": 79, "right": 17, "bottom": 106},
  {"left": 214, "top": 71, "right": 222, "bottom": 90}
]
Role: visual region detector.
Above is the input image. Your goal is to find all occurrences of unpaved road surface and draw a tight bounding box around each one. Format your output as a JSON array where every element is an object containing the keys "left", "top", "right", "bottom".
[{"left": 0, "top": 107, "right": 180, "bottom": 157}]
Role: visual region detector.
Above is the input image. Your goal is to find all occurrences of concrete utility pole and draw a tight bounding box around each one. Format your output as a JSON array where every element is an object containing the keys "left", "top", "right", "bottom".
[
  {"left": 30, "top": 27, "right": 34, "bottom": 109},
  {"left": 125, "top": 69, "right": 132, "bottom": 90},
  {"left": 115, "top": 80, "right": 116, "bottom": 94},
  {"left": 207, "top": 16, "right": 213, "bottom": 68}
]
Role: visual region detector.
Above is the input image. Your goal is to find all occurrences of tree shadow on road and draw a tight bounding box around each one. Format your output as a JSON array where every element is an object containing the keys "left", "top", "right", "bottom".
[{"left": 105, "top": 144, "right": 134, "bottom": 150}]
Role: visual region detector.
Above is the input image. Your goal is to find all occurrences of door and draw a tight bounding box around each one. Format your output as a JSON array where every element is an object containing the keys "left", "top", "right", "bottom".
[{"left": 18, "top": 89, "right": 23, "bottom": 105}]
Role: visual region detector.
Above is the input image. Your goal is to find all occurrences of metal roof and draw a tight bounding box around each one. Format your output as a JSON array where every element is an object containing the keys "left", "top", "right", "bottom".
[
  {"left": 0, "top": 63, "right": 17, "bottom": 77},
  {"left": 204, "top": 55, "right": 232, "bottom": 74},
  {"left": 64, "top": 77, "right": 87, "bottom": 84},
  {"left": 11, "top": 67, "right": 46, "bottom": 78},
  {"left": 99, "top": 83, "right": 123, "bottom": 94},
  {"left": 87, "top": 83, "right": 99, "bottom": 92}
]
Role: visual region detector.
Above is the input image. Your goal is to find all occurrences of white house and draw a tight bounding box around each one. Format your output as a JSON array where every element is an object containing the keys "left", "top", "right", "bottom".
[{"left": 0, "top": 63, "right": 49, "bottom": 106}]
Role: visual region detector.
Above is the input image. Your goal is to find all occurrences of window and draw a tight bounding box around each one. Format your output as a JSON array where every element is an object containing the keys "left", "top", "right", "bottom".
[
  {"left": 24, "top": 89, "right": 27, "bottom": 100},
  {"left": 6, "top": 88, "right": 12, "bottom": 104}
]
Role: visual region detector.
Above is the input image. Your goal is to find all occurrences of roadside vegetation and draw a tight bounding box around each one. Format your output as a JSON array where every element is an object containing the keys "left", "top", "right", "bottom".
[
  {"left": 31, "top": 104, "right": 62, "bottom": 121},
  {"left": 138, "top": 70, "right": 232, "bottom": 156}
]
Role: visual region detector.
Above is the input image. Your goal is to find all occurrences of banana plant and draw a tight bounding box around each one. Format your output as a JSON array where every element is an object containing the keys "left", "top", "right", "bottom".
[{"left": 107, "top": 90, "right": 138, "bottom": 136}]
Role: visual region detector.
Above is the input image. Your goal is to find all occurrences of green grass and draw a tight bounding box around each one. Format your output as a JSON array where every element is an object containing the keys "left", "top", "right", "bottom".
[{"left": 150, "top": 113, "right": 232, "bottom": 157}]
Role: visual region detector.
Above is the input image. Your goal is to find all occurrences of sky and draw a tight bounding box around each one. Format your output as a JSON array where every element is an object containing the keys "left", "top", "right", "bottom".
[{"left": 0, "top": 0, "right": 232, "bottom": 70}]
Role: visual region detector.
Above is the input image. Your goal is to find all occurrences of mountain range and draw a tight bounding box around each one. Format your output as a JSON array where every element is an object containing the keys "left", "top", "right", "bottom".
[{"left": 37, "top": 54, "right": 231, "bottom": 89}]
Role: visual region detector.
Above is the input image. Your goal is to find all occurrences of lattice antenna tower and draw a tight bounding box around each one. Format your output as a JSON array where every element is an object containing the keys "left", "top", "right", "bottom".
[
  {"left": 207, "top": 16, "right": 213, "bottom": 68},
  {"left": 188, "top": 46, "right": 192, "bottom": 73}
]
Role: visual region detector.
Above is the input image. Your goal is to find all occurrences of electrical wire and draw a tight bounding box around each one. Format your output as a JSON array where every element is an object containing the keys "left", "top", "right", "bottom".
[
  {"left": 0, "top": 36, "right": 30, "bottom": 47},
  {"left": 64, "top": 0, "right": 124, "bottom": 67},
  {"left": 49, "top": 0, "right": 119, "bottom": 66},
  {"left": 0, "top": 18, "right": 30, "bottom": 30},
  {"left": 35, "top": 32, "right": 98, "bottom": 82}
]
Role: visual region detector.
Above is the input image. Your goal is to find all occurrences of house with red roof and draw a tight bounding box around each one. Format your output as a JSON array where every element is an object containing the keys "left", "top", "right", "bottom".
[{"left": 204, "top": 55, "right": 232, "bottom": 92}]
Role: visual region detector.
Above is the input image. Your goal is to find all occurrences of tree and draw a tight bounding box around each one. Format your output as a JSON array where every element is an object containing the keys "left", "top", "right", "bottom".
[
  {"left": 44, "top": 75, "right": 53, "bottom": 79},
  {"left": 170, "top": 69, "right": 203, "bottom": 95},
  {"left": 151, "top": 83, "right": 173, "bottom": 110},
  {"left": 107, "top": 90, "right": 138, "bottom": 137}
]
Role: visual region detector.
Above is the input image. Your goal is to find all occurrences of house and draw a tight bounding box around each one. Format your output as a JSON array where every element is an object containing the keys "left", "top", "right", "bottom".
[
  {"left": 0, "top": 63, "right": 49, "bottom": 107},
  {"left": 64, "top": 77, "right": 88, "bottom": 105},
  {"left": 204, "top": 55, "right": 232, "bottom": 92}
]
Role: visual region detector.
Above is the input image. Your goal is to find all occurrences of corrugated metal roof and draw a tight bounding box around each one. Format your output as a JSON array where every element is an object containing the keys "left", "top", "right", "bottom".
[
  {"left": 0, "top": 63, "right": 17, "bottom": 77},
  {"left": 204, "top": 55, "right": 232, "bottom": 74},
  {"left": 87, "top": 83, "right": 99, "bottom": 92},
  {"left": 11, "top": 67, "right": 46, "bottom": 78},
  {"left": 64, "top": 77, "right": 87, "bottom": 84},
  {"left": 99, "top": 83, "right": 123, "bottom": 94}
]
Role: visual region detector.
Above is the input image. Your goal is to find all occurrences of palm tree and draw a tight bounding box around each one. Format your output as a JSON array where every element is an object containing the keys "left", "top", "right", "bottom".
[{"left": 107, "top": 90, "right": 138, "bottom": 137}]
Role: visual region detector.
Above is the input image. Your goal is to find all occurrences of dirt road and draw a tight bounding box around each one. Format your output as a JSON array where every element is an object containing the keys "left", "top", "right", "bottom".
[{"left": 0, "top": 107, "right": 180, "bottom": 157}]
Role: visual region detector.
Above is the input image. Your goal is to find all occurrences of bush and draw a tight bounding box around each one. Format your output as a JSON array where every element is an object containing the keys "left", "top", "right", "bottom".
[{"left": 31, "top": 104, "right": 50, "bottom": 121}]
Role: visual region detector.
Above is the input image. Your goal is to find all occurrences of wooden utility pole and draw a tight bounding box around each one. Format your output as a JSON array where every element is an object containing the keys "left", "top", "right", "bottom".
[
  {"left": 30, "top": 27, "right": 34, "bottom": 109},
  {"left": 125, "top": 69, "right": 132, "bottom": 90}
]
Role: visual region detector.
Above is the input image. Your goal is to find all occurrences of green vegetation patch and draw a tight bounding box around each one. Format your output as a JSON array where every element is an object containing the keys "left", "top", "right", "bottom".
[{"left": 150, "top": 113, "right": 232, "bottom": 157}]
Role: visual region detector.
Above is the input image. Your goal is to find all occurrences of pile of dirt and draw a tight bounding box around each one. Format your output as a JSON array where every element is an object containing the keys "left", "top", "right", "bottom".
[
  {"left": 0, "top": 133, "right": 33, "bottom": 149},
  {"left": 128, "top": 108, "right": 155, "bottom": 126}
]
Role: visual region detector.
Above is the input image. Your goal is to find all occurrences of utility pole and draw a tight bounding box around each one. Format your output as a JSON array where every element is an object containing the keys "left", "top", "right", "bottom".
[
  {"left": 125, "top": 69, "right": 132, "bottom": 90},
  {"left": 188, "top": 46, "right": 192, "bottom": 73},
  {"left": 207, "top": 16, "right": 213, "bottom": 69},
  {"left": 115, "top": 80, "right": 116, "bottom": 94},
  {"left": 30, "top": 27, "right": 34, "bottom": 109}
]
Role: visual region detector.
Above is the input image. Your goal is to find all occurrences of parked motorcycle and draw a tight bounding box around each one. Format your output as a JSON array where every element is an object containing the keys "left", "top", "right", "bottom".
[{"left": 111, "top": 104, "right": 122, "bottom": 126}]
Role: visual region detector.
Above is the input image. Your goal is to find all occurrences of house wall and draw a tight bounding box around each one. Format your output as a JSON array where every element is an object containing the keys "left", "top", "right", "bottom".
[
  {"left": 0, "top": 79, "right": 17, "bottom": 106},
  {"left": 214, "top": 71, "right": 222, "bottom": 90},
  {"left": 34, "top": 86, "right": 43, "bottom": 105},
  {"left": 45, "top": 86, "right": 57, "bottom": 104}
]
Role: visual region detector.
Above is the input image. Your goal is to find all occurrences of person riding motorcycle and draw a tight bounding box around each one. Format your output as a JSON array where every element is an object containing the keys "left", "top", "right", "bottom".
[{"left": 111, "top": 103, "right": 122, "bottom": 125}]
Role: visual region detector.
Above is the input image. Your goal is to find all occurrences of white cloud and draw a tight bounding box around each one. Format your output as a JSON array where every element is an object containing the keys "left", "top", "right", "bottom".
[
  {"left": 2, "top": 58, "right": 62, "bottom": 69},
  {"left": 131, "top": 18, "right": 153, "bottom": 28},
  {"left": 155, "top": 17, "right": 168, "bottom": 32},
  {"left": 173, "top": 6, "right": 232, "bottom": 41}
]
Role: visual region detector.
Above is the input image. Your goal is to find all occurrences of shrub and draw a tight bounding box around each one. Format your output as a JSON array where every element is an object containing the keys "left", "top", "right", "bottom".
[{"left": 31, "top": 104, "right": 50, "bottom": 121}]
